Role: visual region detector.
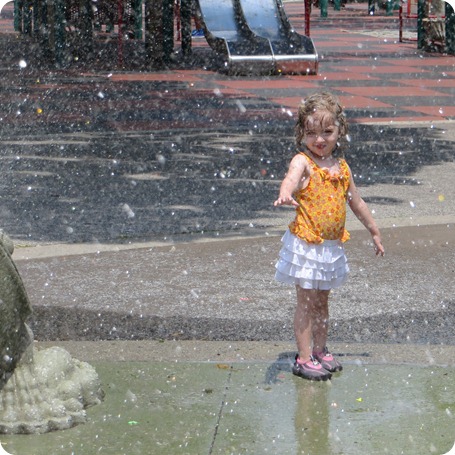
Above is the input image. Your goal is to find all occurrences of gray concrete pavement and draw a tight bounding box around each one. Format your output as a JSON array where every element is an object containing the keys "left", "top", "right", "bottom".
[
  {"left": 7, "top": 119, "right": 455, "bottom": 346},
  {"left": 12, "top": 220, "right": 455, "bottom": 345},
  {"left": 2, "top": 136, "right": 453, "bottom": 453},
  {"left": 3, "top": 120, "right": 454, "bottom": 455},
  {"left": 4, "top": 169, "right": 454, "bottom": 454}
]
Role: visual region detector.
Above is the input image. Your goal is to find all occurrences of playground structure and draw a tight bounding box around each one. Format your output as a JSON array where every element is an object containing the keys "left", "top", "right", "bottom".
[
  {"left": 195, "top": 0, "right": 318, "bottom": 74},
  {"left": 13, "top": 0, "right": 161, "bottom": 67},
  {"left": 237, "top": 0, "right": 317, "bottom": 73},
  {"left": 398, "top": 0, "right": 449, "bottom": 51},
  {"left": 193, "top": 0, "right": 277, "bottom": 74},
  {"left": 12, "top": 0, "right": 318, "bottom": 73},
  {"left": 10, "top": 0, "right": 455, "bottom": 69}
]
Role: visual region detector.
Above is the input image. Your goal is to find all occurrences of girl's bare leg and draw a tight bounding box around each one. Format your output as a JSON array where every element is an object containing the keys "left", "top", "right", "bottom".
[
  {"left": 295, "top": 287, "right": 330, "bottom": 361},
  {"left": 294, "top": 286, "right": 313, "bottom": 361},
  {"left": 312, "top": 290, "right": 330, "bottom": 354}
]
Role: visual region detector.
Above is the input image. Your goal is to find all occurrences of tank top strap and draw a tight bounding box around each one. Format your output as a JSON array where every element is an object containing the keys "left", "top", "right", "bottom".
[
  {"left": 298, "top": 151, "right": 319, "bottom": 171},
  {"left": 338, "top": 158, "right": 350, "bottom": 180},
  {"left": 299, "top": 152, "right": 349, "bottom": 180}
]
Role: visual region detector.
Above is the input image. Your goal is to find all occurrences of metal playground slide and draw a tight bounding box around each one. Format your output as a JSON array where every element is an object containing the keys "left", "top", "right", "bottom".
[
  {"left": 194, "top": 0, "right": 318, "bottom": 74},
  {"left": 238, "top": 0, "right": 318, "bottom": 74},
  {"left": 194, "top": 0, "right": 275, "bottom": 74}
]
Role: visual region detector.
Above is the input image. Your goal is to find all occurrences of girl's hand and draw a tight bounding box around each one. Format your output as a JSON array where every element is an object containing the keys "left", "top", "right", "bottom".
[
  {"left": 274, "top": 195, "right": 299, "bottom": 207},
  {"left": 372, "top": 235, "right": 385, "bottom": 256}
]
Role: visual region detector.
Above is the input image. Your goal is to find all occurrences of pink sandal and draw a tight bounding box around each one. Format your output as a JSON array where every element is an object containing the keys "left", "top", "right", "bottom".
[
  {"left": 312, "top": 347, "right": 342, "bottom": 372},
  {"left": 292, "top": 355, "right": 332, "bottom": 381}
]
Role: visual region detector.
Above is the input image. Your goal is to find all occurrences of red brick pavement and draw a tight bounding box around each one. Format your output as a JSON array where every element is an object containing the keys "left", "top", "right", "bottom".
[
  {"left": 0, "top": 1, "right": 454, "bottom": 130},
  {"left": 0, "top": 1, "right": 14, "bottom": 32}
]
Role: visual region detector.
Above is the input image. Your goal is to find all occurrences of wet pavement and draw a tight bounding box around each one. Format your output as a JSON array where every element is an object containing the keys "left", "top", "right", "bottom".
[
  {"left": 2, "top": 358, "right": 455, "bottom": 454},
  {"left": 0, "top": 1, "right": 455, "bottom": 454},
  {"left": 10, "top": 223, "right": 455, "bottom": 346}
]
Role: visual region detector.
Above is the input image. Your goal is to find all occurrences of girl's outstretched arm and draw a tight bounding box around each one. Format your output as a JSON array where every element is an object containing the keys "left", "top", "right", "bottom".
[
  {"left": 274, "top": 154, "right": 309, "bottom": 207},
  {"left": 347, "top": 171, "right": 385, "bottom": 256}
]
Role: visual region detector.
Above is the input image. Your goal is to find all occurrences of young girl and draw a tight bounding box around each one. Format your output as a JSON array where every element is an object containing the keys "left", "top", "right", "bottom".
[{"left": 274, "top": 92, "right": 384, "bottom": 381}]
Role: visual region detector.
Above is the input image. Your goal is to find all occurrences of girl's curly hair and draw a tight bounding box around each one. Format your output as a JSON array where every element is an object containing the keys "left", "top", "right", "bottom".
[{"left": 295, "top": 92, "right": 348, "bottom": 151}]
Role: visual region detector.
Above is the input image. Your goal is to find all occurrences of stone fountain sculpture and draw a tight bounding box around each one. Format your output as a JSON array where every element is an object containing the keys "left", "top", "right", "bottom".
[{"left": 0, "top": 232, "right": 103, "bottom": 434}]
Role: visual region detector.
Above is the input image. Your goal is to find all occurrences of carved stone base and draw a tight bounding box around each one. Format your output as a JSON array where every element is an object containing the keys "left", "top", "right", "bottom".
[
  {"left": 0, "top": 336, "right": 103, "bottom": 434},
  {"left": 0, "top": 232, "right": 103, "bottom": 434}
]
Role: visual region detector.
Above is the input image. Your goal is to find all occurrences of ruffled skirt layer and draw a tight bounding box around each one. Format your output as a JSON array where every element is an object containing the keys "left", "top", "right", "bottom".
[{"left": 275, "top": 230, "right": 349, "bottom": 290}]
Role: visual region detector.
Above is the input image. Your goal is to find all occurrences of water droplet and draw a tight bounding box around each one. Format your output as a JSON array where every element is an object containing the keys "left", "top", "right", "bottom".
[
  {"left": 122, "top": 203, "right": 135, "bottom": 219},
  {"left": 235, "top": 100, "right": 246, "bottom": 113}
]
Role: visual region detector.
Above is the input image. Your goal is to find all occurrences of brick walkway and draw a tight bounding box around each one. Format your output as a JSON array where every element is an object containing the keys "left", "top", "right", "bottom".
[{"left": 0, "top": 1, "right": 453, "bottom": 131}]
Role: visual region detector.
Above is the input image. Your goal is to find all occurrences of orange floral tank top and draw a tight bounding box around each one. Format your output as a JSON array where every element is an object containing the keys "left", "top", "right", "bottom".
[{"left": 289, "top": 153, "right": 351, "bottom": 244}]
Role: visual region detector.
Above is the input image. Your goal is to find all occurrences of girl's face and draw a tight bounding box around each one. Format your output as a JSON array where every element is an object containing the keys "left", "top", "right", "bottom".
[{"left": 303, "top": 110, "right": 340, "bottom": 159}]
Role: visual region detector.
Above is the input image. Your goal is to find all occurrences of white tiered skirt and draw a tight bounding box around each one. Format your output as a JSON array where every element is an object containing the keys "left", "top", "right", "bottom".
[{"left": 275, "top": 230, "right": 349, "bottom": 290}]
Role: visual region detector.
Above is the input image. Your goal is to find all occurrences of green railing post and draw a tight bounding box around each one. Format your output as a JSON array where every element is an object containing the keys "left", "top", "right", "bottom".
[
  {"left": 54, "top": 0, "right": 67, "bottom": 66},
  {"left": 162, "top": 0, "right": 174, "bottom": 63},
  {"left": 23, "top": 0, "right": 32, "bottom": 34},
  {"left": 80, "top": 0, "right": 93, "bottom": 54},
  {"left": 145, "top": 0, "right": 164, "bottom": 67},
  {"left": 38, "top": 0, "right": 51, "bottom": 58},
  {"left": 368, "top": 0, "right": 375, "bottom": 15},
  {"left": 320, "top": 0, "right": 328, "bottom": 18},
  {"left": 446, "top": 2, "right": 455, "bottom": 55},
  {"left": 417, "top": 0, "right": 425, "bottom": 49},
  {"left": 145, "top": 0, "right": 174, "bottom": 66},
  {"left": 386, "top": 0, "right": 393, "bottom": 15},
  {"left": 33, "top": 0, "right": 40, "bottom": 35},
  {"left": 14, "top": 0, "right": 23, "bottom": 32},
  {"left": 180, "top": 0, "right": 191, "bottom": 57},
  {"left": 133, "top": 0, "right": 143, "bottom": 39}
]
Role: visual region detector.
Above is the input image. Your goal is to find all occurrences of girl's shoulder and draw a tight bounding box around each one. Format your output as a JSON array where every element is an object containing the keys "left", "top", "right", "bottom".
[
  {"left": 291, "top": 152, "right": 311, "bottom": 166},
  {"left": 286, "top": 153, "right": 312, "bottom": 178},
  {"left": 293, "top": 151, "right": 313, "bottom": 165}
]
